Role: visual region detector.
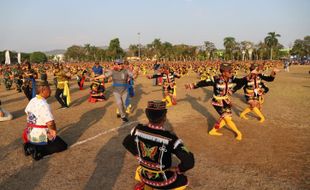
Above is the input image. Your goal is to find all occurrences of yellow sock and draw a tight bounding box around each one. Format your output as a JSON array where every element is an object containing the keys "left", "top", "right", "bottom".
[
  {"left": 173, "top": 186, "right": 187, "bottom": 190},
  {"left": 224, "top": 116, "right": 242, "bottom": 141},
  {"left": 126, "top": 107, "right": 131, "bottom": 114},
  {"left": 209, "top": 120, "right": 225, "bottom": 136},
  {"left": 240, "top": 107, "right": 251, "bottom": 120},
  {"left": 253, "top": 107, "right": 265, "bottom": 122},
  {"left": 116, "top": 109, "right": 119, "bottom": 114},
  {"left": 165, "top": 96, "right": 172, "bottom": 107}
]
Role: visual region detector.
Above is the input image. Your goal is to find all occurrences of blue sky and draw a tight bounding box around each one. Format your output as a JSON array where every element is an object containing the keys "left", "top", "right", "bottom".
[{"left": 0, "top": 0, "right": 309, "bottom": 52}]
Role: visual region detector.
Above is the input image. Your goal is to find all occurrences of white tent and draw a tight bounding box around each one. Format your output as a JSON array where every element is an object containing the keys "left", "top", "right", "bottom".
[
  {"left": 5, "top": 50, "right": 11, "bottom": 65},
  {"left": 18, "top": 52, "right": 21, "bottom": 64}
]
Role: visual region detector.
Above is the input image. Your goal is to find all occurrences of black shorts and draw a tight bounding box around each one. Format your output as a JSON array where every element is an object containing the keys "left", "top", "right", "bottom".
[{"left": 212, "top": 100, "right": 232, "bottom": 116}]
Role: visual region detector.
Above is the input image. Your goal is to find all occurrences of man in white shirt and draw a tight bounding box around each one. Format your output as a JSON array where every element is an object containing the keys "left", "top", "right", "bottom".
[{"left": 23, "top": 80, "right": 67, "bottom": 160}]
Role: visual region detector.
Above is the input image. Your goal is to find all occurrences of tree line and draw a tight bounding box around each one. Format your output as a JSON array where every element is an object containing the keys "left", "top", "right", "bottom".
[{"left": 1, "top": 32, "right": 309, "bottom": 64}]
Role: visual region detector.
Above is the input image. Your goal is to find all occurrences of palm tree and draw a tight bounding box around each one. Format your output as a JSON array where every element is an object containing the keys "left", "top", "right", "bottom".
[
  {"left": 224, "top": 37, "right": 236, "bottom": 60},
  {"left": 264, "top": 32, "right": 281, "bottom": 60}
]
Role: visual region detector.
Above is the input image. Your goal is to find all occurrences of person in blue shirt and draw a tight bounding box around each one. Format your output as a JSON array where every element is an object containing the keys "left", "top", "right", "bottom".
[{"left": 92, "top": 62, "right": 103, "bottom": 76}]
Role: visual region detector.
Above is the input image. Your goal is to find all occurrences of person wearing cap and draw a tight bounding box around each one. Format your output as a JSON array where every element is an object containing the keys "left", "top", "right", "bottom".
[
  {"left": 238, "top": 63, "right": 279, "bottom": 122},
  {"left": 93, "top": 59, "right": 137, "bottom": 122},
  {"left": 185, "top": 63, "right": 244, "bottom": 141},
  {"left": 123, "top": 100, "right": 195, "bottom": 190},
  {"left": 147, "top": 64, "right": 181, "bottom": 107},
  {"left": 22, "top": 80, "right": 67, "bottom": 160}
]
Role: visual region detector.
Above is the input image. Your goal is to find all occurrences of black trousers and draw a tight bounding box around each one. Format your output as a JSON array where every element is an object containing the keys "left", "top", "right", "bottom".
[
  {"left": 23, "top": 85, "right": 32, "bottom": 101},
  {"left": 25, "top": 136, "right": 67, "bottom": 157},
  {"left": 55, "top": 88, "right": 67, "bottom": 107}
]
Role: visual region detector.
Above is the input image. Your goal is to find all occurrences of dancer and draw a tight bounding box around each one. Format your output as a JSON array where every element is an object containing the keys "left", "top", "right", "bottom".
[
  {"left": 123, "top": 100, "right": 195, "bottom": 190},
  {"left": 22, "top": 62, "right": 38, "bottom": 100},
  {"left": 148, "top": 65, "right": 181, "bottom": 107},
  {"left": 239, "top": 63, "right": 278, "bottom": 122},
  {"left": 53, "top": 64, "right": 71, "bottom": 108},
  {"left": 88, "top": 80, "right": 106, "bottom": 103},
  {"left": 186, "top": 63, "right": 244, "bottom": 141},
  {"left": 93, "top": 59, "right": 137, "bottom": 122}
]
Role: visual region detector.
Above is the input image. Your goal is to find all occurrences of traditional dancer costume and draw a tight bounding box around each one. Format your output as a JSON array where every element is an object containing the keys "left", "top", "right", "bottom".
[
  {"left": 77, "top": 67, "right": 87, "bottom": 90},
  {"left": 12, "top": 65, "right": 23, "bottom": 92},
  {"left": 88, "top": 80, "right": 105, "bottom": 103},
  {"left": 22, "top": 62, "right": 38, "bottom": 101},
  {"left": 186, "top": 63, "right": 244, "bottom": 141},
  {"left": 123, "top": 101, "right": 195, "bottom": 190},
  {"left": 3, "top": 66, "right": 13, "bottom": 90},
  {"left": 148, "top": 65, "right": 181, "bottom": 107},
  {"left": 54, "top": 66, "right": 71, "bottom": 108},
  {"left": 239, "top": 63, "right": 277, "bottom": 122}
]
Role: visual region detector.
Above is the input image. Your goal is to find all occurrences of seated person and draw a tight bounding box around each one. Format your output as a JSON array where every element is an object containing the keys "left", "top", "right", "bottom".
[
  {"left": 88, "top": 81, "right": 106, "bottom": 103},
  {"left": 22, "top": 80, "right": 67, "bottom": 160}
]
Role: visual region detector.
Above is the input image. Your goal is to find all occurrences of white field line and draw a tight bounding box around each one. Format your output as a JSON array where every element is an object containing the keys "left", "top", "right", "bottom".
[{"left": 69, "top": 120, "right": 139, "bottom": 148}]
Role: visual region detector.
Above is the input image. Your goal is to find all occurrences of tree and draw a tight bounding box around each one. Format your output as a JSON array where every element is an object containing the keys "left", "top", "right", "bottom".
[
  {"left": 161, "top": 42, "right": 173, "bottom": 60},
  {"left": 152, "top": 39, "right": 162, "bottom": 58},
  {"left": 30, "top": 52, "right": 47, "bottom": 63},
  {"left": 264, "top": 32, "right": 281, "bottom": 60},
  {"left": 107, "top": 38, "right": 124, "bottom": 60},
  {"left": 223, "top": 37, "right": 236, "bottom": 60},
  {"left": 0, "top": 51, "right": 5, "bottom": 64},
  {"left": 255, "top": 41, "right": 269, "bottom": 60},
  {"left": 21, "top": 53, "right": 31, "bottom": 62},
  {"left": 128, "top": 44, "right": 139, "bottom": 57},
  {"left": 204, "top": 41, "right": 217, "bottom": 60},
  {"left": 291, "top": 36, "right": 310, "bottom": 58},
  {"left": 65, "top": 45, "right": 85, "bottom": 61}
]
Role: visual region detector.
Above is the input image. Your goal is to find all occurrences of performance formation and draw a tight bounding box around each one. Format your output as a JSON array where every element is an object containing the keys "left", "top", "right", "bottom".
[{"left": 1, "top": 59, "right": 286, "bottom": 190}]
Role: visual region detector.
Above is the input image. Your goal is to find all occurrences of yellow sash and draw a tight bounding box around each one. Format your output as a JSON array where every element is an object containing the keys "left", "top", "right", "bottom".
[
  {"left": 58, "top": 81, "right": 71, "bottom": 106},
  {"left": 213, "top": 95, "right": 229, "bottom": 100}
]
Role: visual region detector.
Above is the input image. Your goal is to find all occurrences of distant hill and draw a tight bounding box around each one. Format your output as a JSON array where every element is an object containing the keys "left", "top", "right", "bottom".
[{"left": 44, "top": 49, "right": 66, "bottom": 56}]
